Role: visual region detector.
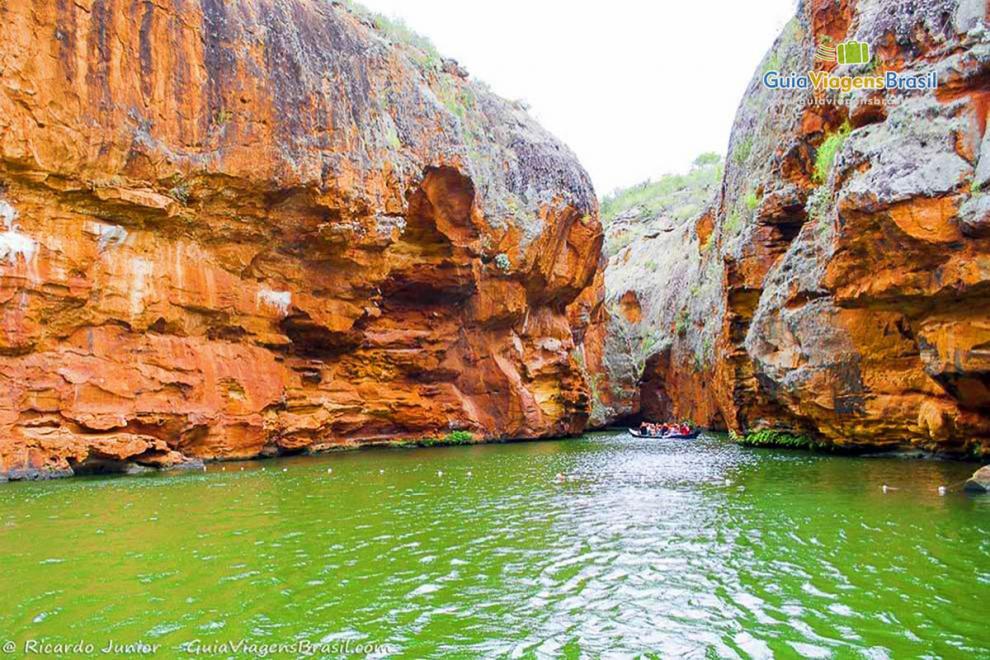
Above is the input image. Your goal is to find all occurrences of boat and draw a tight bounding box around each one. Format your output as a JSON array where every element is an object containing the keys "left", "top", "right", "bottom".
[{"left": 627, "top": 428, "right": 701, "bottom": 440}]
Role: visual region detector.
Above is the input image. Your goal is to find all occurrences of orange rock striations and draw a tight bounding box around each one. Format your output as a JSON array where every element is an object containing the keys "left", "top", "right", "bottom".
[{"left": 0, "top": 1, "right": 604, "bottom": 479}]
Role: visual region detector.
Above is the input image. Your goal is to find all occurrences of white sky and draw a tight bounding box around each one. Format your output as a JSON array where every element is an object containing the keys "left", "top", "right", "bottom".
[{"left": 357, "top": 0, "right": 798, "bottom": 196}]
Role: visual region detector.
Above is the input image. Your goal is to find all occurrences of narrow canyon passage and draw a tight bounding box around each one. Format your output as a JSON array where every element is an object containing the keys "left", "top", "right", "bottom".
[{"left": 0, "top": 0, "right": 988, "bottom": 656}]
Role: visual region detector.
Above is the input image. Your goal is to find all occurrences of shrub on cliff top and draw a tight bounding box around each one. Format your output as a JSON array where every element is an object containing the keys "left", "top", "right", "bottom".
[
  {"left": 600, "top": 155, "right": 723, "bottom": 228},
  {"left": 343, "top": 1, "right": 442, "bottom": 69},
  {"left": 813, "top": 121, "right": 852, "bottom": 184},
  {"left": 693, "top": 152, "right": 721, "bottom": 167}
]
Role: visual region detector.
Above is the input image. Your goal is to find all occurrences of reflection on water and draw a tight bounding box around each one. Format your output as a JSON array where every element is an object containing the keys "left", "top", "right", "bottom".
[{"left": 1, "top": 433, "right": 988, "bottom": 657}]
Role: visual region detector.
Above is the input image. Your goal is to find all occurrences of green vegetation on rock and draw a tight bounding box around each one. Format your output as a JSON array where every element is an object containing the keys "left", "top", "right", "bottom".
[
  {"left": 763, "top": 51, "right": 781, "bottom": 75},
  {"left": 744, "top": 189, "right": 760, "bottom": 212},
  {"left": 601, "top": 155, "right": 723, "bottom": 257},
  {"left": 417, "top": 431, "right": 475, "bottom": 447},
  {"left": 168, "top": 182, "right": 190, "bottom": 205},
  {"left": 693, "top": 152, "right": 721, "bottom": 168},
  {"left": 573, "top": 346, "right": 613, "bottom": 425},
  {"left": 806, "top": 186, "right": 834, "bottom": 235},
  {"left": 360, "top": 6, "right": 442, "bottom": 69},
  {"left": 733, "top": 429, "right": 824, "bottom": 450},
  {"left": 733, "top": 135, "right": 753, "bottom": 166},
  {"left": 813, "top": 122, "right": 852, "bottom": 184},
  {"left": 724, "top": 209, "right": 743, "bottom": 235},
  {"left": 601, "top": 156, "right": 723, "bottom": 227}
]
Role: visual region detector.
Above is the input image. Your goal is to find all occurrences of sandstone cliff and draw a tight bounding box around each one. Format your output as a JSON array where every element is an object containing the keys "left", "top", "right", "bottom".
[
  {"left": 598, "top": 0, "right": 990, "bottom": 456},
  {"left": 0, "top": 0, "right": 604, "bottom": 479}
]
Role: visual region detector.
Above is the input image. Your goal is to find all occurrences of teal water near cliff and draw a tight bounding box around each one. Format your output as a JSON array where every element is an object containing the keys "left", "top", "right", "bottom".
[{"left": 1, "top": 432, "right": 988, "bottom": 657}]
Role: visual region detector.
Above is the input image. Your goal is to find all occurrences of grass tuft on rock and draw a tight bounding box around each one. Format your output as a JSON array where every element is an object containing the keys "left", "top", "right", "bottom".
[
  {"left": 813, "top": 122, "right": 852, "bottom": 184},
  {"left": 733, "top": 429, "right": 823, "bottom": 450},
  {"left": 733, "top": 135, "right": 753, "bottom": 166},
  {"left": 744, "top": 189, "right": 760, "bottom": 212}
]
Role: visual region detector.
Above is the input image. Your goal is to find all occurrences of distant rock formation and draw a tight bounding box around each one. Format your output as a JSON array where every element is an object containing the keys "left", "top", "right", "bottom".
[{"left": 597, "top": 0, "right": 990, "bottom": 455}]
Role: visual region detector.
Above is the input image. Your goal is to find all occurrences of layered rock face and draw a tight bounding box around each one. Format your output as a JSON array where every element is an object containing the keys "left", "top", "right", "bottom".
[
  {"left": 593, "top": 159, "right": 726, "bottom": 428},
  {"left": 599, "top": 0, "right": 990, "bottom": 455},
  {"left": 0, "top": 0, "right": 603, "bottom": 478}
]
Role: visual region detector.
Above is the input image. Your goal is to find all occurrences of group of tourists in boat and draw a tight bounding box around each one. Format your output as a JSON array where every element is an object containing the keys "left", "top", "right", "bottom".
[{"left": 628, "top": 422, "right": 699, "bottom": 439}]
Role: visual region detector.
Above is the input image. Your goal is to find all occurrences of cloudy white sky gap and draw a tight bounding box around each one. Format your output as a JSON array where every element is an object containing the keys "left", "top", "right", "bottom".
[{"left": 356, "top": 0, "right": 798, "bottom": 196}]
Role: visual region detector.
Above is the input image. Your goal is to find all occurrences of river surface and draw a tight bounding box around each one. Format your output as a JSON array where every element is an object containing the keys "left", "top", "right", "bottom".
[{"left": 1, "top": 432, "right": 988, "bottom": 658}]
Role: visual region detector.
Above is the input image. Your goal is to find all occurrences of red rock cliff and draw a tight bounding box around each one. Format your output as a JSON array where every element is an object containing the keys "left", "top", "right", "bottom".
[
  {"left": 0, "top": 0, "right": 604, "bottom": 478},
  {"left": 598, "top": 0, "right": 990, "bottom": 456}
]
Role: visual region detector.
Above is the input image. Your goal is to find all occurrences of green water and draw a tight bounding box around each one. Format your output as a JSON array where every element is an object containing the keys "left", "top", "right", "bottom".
[{"left": 1, "top": 432, "right": 988, "bottom": 658}]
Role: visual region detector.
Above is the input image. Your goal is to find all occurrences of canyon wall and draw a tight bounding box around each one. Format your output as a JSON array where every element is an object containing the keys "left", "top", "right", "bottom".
[
  {"left": 599, "top": 0, "right": 990, "bottom": 455},
  {"left": 0, "top": 0, "right": 604, "bottom": 479}
]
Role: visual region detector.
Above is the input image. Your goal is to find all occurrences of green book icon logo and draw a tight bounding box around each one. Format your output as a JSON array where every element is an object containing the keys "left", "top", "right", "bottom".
[{"left": 837, "top": 41, "right": 870, "bottom": 65}]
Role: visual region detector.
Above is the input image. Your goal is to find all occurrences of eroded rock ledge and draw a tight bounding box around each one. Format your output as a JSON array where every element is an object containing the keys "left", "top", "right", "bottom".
[{"left": 0, "top": 0, "right": 604, "bottom": 479}]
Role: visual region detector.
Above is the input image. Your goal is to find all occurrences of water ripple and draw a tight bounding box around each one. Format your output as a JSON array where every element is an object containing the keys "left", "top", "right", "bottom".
[{"left": 0, "top": 433, "right": 987, "bottom": 656}]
